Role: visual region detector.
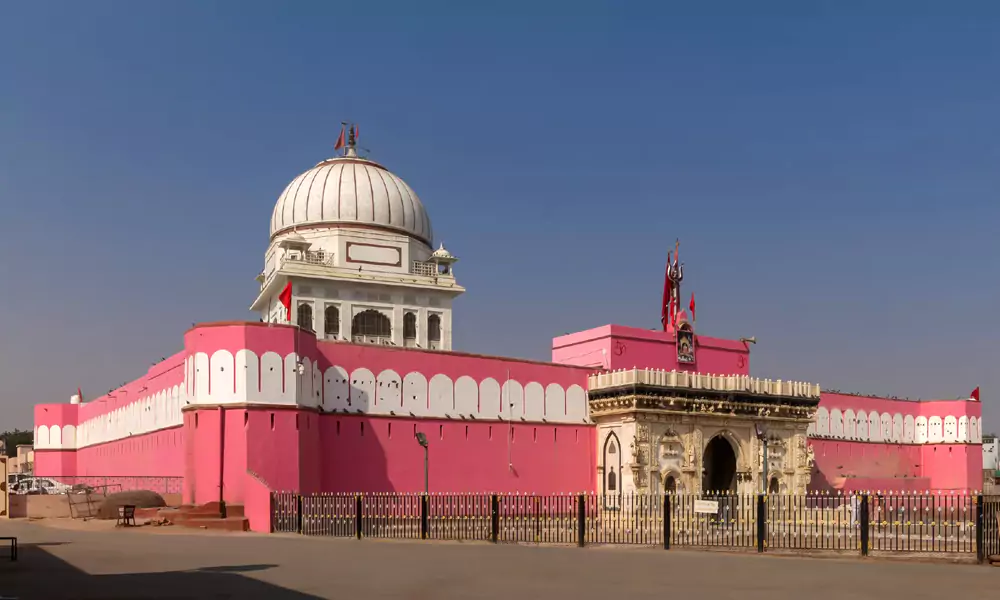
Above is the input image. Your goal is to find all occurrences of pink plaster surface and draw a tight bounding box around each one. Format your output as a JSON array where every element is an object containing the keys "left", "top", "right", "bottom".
[
  {"left": 320, "top": 414, "right": 595, "bottom": 494},
  {"left": 243, "top": 471, "right": 273, "bottom": 533},
  {"left": 35, "top": 427, "right": 184, "bottom": 479},
  {"left": 809, "top": 439, "right": 982, "bottom": 492},
  {"left": 552, "top": 324, "right": 750, "bottom": 375}
]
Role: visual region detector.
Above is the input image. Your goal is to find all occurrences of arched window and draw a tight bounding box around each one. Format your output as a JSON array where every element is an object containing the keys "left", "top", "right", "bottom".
[
  {"left": 403, "top": 312, "right": 417, "bottom": 340},
  {"left": 427, "top": 314, "right": 441, "bottom": 343},
  {"left": 297, "top": 303, "right": 313, "bottom": 332},
  {"left": 607, "top": 468, "right": 617, "bottom": 491},
  {"left": 324, "top": 306, "right": 340, "bottom": 338},
  {"left": 602, "top": 432, "right": 622, "bottom": 508},
  {"left": 352, "top": 309, "right": 391, "bottom": 343}
]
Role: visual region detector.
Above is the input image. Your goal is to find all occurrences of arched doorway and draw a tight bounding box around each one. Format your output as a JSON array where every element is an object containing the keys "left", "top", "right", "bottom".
[
  {"left": 664, "top": 475, "right": 677, "bottom": 493},
  {"left": 768, "top": 476, "right": 780, "bottom": 494},
  {"left": 702, "top": 435, "right": 737, "bottom": 493}
]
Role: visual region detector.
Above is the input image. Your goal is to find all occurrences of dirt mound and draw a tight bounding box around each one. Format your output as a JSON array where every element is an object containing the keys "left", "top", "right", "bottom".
[{"left": 97, "top": 490, "right": 166, "bottom": 520}]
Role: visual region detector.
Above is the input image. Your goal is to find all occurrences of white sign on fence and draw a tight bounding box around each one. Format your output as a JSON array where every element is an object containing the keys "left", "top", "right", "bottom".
[{"left": 693, "top": 500, "right": 719, "bottom": 514}]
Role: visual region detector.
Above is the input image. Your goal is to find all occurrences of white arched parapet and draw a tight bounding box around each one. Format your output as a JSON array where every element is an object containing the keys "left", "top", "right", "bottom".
[
  {"left": 50, "top": 425, "right": 62, "bottom": 449},
  {"left": 260, "top": 352, "right": 284, "bottom": 403},
  {"left": 830, "top": 409, "right": 844, "bottom": 438},
  {"left": 209, "top": 350, "right": 236, "bottom": 403},
  {"left": 843, "top": 409, "right": 856, "bottom": 438},
  {"left": 815, "top": 407, "right": 829, "bottom": 436},
  {"left": 868, "top": 412, "right": 881, "bottom": 442},
  {"left": 915, "top": 416, "right": 928, "bottom": 444},
  {"left": 524, "top": 383, "right": 544, "bottom": 421},
  {"left": 505, "top": 379, "right": 527, "bottom": 420},
  {"left": 927, "top": 416, "right": 943, "bottom": 443},
  {"left": 349, "top": 367, "right": 376, "bottom": 412},
  {"left": 298, "top": 357, "right": 317, "bottom": 407},
  {"left": 235, "top": 349, "right": 260, "bottom": 403},
  {"left": 566, "top": 384, "right": 588, "bottom": 421},
  {"left": 892, "top": 414, "right": 903, "bottom": 442},
  {"left": 427, "top": 373, "right": 455, "bottom": 417},
  {"left": 402, "top": 372, "right": 429, "bottom": 416},
  {"left": 284, "top": 354, "right": 302, "bottom": 405},
  {"left": 943, "top": 416, "right": 958, "bottom": 443},
  {"left": 958, "top": 416, "right": 969, "bottom": 442},
  {"left": 173, "top": 385, "right": 183, "bottom": 425},
  {"left": 63, "top": 424, "right": 76, "bottom": 448},
  {"left": 544, "top": 383, "right": 565, "bottom": 420},
  {"left": 312, "top": 363, "right": 322, "bottom": 407},
  {"left": 479, "top": 378, "right": 501, "bottom": 417},
  {"left": 970, "top": 417, "right": 981, "bottom": 443},
  {"left": 855, "top": 410, "right": 869, "bottom": 441},
  {"left": 880, "top": 413, "right": 892, "bottom": 441},
  {"left": 807, "top": 420, "right": 815, "bottom": 436},
  {"left": 36, "top": 425, "right": 48, "bottom": 449},
  {"left": 194, "top": 352, "right": 210, "bottom": 403},
  {"left": 376, "top": 369, "right": 402, "bottom": 411},
  {"left": 451, "top": 375, "right": 475, "bottom": 417},
  {"left": 903, "top": 414, "right": 915, "bottom": 443},
  {"left": 324, "top": 365, "right": 350, "bottom": 411}
]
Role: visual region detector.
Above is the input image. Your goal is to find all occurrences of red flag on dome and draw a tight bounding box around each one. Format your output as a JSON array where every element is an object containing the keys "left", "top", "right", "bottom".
[
  {"left": 334, "top": 125, "right": 346, "bottom": 151},
  {"left": 970, "top": 387, "right": 980, "bottom": 402},
  {"left": 278, "top": 282, "right": 293, "bottom": 323},
  {"left": 689, "top": 292, "right": 696, "bottom": 323},
  {"left": 77, "top": 387, "right": 84, "bottom": 402},
  {"left": 353, "top": 124, "right": 359, "bottom": 140}
]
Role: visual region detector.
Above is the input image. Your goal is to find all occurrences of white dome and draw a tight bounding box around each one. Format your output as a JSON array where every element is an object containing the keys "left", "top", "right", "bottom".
[{"left": 270, "top": 156, "right": 433, "bottom": 245}]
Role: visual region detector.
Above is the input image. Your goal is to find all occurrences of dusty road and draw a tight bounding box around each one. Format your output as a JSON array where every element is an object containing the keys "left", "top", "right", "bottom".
[{"left": 0, "top": 519, "right": 994, "bottom": 599}]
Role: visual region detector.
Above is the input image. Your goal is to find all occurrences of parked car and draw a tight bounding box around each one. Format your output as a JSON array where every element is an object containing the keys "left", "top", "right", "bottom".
[{"left": 11, "top": 477, "right": 73, "bottom": 495}]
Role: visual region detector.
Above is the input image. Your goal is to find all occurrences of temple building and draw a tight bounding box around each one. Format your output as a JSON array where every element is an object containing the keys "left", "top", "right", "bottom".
[{"left": 31, "top": 126, "right": 984, "bottom": 530}]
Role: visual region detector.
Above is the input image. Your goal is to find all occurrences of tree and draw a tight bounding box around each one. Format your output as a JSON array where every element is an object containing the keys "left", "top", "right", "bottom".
[{"left": 1, "top": 429, "right": 34, "bottom": 457}]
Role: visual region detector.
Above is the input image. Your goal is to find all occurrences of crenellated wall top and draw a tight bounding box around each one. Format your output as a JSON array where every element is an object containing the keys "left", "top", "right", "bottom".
[{"left": 587, "top": 368, "right": 821, "bottom": 399}]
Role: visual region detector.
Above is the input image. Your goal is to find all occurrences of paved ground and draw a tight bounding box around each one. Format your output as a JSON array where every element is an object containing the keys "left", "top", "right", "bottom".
[{"left": 0, "top": 519, "right": 995, "bottom": 599}]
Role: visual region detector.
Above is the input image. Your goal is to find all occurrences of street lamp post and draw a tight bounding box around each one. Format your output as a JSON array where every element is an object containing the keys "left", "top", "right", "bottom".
[
  {"left": 415, "top": 432, "right": 429, "bottom": 495},
  {"left": 754, "top": 423, "right": 768, "bottom": 493}
]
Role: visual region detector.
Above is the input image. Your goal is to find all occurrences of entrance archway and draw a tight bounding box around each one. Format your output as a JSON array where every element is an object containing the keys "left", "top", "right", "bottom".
[
  {"left": 664, "top": 475, "right": 677, "bottom": 493},
  {"left": 702, "top": 435, "right": 737, "bottom": 492},
  {"left": 768, "top": 476, "right": 780, "bottom": 493}
]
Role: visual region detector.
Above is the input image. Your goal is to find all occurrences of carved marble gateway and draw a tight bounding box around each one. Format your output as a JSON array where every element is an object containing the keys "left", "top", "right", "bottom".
[{"left": 591, "top": 369, "right": 820, "bottom": 495}]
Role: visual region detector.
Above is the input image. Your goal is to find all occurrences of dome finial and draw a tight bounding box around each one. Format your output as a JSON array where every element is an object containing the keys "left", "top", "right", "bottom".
[{"left": 333, "top": 122, "right": 361, "bottom": 158}]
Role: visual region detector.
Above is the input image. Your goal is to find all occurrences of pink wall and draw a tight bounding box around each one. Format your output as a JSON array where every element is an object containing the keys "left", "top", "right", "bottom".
[
  {"left": 243, "top": 471, "right": 273, "bottom": 533},
  {"left": 552, "top": 324, "right": 750, "bottom": 375},
  {"left": 320, "top": 414, "right": 595, "bottom": 494}
]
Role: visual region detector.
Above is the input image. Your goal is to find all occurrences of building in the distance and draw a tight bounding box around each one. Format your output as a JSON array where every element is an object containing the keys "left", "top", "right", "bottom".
[{"left": 31, "top": 127, "right": 984, "bottom": 530}]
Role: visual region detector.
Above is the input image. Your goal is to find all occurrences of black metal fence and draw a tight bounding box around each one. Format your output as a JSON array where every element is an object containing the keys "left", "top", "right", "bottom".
[{"left": 272, "top": 491, "right": 1000, "bottom": 563}]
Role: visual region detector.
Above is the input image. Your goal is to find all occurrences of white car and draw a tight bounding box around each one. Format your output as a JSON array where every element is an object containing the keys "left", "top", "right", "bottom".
[{"left": 13, "top": 477, "right": 73, "bottom": 495}]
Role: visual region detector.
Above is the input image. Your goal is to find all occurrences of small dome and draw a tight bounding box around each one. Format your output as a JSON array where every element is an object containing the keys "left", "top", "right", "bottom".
[
  {"left": 431, "top": 243, "right": 456, "bottom": 261},
  {"left": 270, "top": 155, "right": 433, "bottom": 245}
]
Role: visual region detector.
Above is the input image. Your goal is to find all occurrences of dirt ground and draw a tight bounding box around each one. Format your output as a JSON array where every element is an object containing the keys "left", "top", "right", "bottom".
[{"left": 0, "top": 518, "right": 995, "bottom": 599}]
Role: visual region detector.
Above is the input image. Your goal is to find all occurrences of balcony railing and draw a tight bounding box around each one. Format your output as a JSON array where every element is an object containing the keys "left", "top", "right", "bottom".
[
  {"left": 410, "top": 261, "right": 438, "bottom": 277},
  {"left": 284, "top": 250, "right": 334, "bottom": 267}
]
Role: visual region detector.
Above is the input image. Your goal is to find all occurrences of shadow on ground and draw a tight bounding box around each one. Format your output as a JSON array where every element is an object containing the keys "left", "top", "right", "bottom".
[{"left": 0, "top": 543, "right": 321, "bottom": 599}]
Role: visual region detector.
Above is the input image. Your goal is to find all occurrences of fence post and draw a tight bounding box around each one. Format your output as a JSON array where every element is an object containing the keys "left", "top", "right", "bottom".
[
  {"left": 756, "top": 494, "right": 765, "bottom": 553},
  {"left": 577, "top": 493, "right": 586, "bottom": 548},
  {"left": 860, "top": 494, "right": 870, "bottom": 557},
  {"left": 296, "top": 494, "right": 303, "bottom": 534},
  {"left": 420, "top": 495, "right": 429, "bottom": 540},
  {"left": 975, "top": 494, "right": 985, "bottom": 564},
  {"left": 491, "top": 494, "right": 500, "bottom": 543},
  {"left": 663, "top": 494, "right": 671, "bottom": 550},
  {"left": 355, "top": 494, "right": 363, "bottom": 540}
]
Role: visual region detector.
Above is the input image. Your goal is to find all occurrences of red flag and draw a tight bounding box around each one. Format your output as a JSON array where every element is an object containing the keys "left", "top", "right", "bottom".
[
  {"left": 334, "top": 126, "right": 346, "bottom": 151},
  {"left": 278, "top": 282, "right": 293, "bottom": 322},
  {"left": 970, "top": 387, "right": 980, "bottom": 401},
  {"left": 661, "top": 251, "right": 672, "bottom": 331},
  {"left": 689, "top": 292, "right": 696, "bottom": 322},
  {"left": 353, "top": 124, "right": 359, "bottom": 140},
  {"left": 77, "top": 387, "right": 84, "bottom": 402}
]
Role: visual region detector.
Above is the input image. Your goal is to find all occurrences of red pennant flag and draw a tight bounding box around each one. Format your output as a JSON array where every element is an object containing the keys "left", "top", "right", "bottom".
[
  {"left": 278, "top": 282, "right": 293, "bottom": 322},
  {"left": 334, "top": 126, "right": 346, "bottom": 151},
  {"left": 77, "top": 387, "right": 84, "bottom": 402},
  {"left": 970, "top": 387, "right": 980, "bottom": 401},
  {"left": 689, "top": 292, "right": 696, "bottom": 322},
  {"left": 353, "top": 124, "right": 359, "bottom": 140},
  {"left": 660, "top": 251, "right": 672, "bottom": 331}
]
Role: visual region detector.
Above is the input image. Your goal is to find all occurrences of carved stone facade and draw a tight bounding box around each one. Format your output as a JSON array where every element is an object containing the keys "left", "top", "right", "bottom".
[{"left": 590, "top": 372, "right": 820, "bottom": 496}]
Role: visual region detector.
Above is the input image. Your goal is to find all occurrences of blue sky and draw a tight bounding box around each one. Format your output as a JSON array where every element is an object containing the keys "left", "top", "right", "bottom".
[{"left": 1, "top": 2, "right": 997, "bottom": 430}]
